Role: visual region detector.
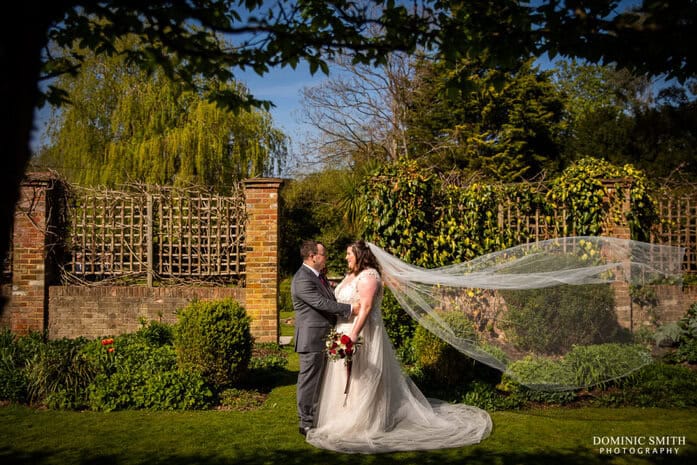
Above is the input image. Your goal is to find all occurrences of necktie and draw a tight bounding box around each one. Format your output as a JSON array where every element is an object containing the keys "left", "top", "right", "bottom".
[{"left": 319, "top": 274, "right": 330, "bottom": 288}]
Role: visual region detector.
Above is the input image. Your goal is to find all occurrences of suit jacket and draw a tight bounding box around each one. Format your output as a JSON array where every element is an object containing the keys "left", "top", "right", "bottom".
[{"left": 291, "top": 264, "right": 352, "bottom": 352}]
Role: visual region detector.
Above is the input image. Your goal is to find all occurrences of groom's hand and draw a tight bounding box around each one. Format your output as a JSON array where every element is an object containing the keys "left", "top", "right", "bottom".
[{"left": 351, "top": 302, "right": 360, "bottom": 315}]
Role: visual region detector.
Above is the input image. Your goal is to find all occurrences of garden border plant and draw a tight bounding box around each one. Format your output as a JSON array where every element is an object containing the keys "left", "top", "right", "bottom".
[{"left": 0, "top": 298, "right": 289, "bottom": 412}]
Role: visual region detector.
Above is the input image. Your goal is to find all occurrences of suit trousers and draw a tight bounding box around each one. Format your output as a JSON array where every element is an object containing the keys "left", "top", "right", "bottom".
[{"left": 297, "top": 350, "right": 328, "bottom": 429}]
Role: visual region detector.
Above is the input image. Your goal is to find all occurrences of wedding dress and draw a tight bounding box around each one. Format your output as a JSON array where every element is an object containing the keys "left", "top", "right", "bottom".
[{"left": 306, "top": 268, "right": 492, "bottom": 454}]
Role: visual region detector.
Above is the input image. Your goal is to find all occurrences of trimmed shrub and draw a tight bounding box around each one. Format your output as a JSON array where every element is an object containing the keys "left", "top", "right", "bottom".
[
  {"left": 460, "top": 380, "right": 527, "bottom": 411},
  {"left": 506, "top": 343, "right": 652, "bottom": 389},
  {"left": 137, "top": 319, "right": 175, "bottom": 347},
  {"left": 595, "top": 362, "right": 697, "bottom": 408},
  {"left": 174, "top": 298, "right": 253, "bottom": 388},
  {"left": 505, "top": 356, "right": 576, "bottom": 389},
  {"left": 563, "top": 343, "right": 652, "bottom": 387},
  {"left": 673, "top": 302, "right": 697, "bottom": 363}
]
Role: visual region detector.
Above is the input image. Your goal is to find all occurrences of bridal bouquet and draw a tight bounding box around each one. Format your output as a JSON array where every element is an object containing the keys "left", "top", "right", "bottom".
[
  {"left": 325, "top": 329, "right": 362, "bottom": 396},
  {"left": 325, "top": 329, "right": 361, "bottom": 363}
]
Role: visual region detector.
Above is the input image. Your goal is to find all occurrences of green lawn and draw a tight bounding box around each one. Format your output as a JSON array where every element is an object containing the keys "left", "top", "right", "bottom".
[
  {"left": 280, "top": 310, "right": 294, "bottom": 338},
  {"left": 1, "top": 350, "right": 696, "bottom": 465}
]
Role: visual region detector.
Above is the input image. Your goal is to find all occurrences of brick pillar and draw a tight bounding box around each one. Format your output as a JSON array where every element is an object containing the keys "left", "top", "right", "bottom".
[
  {"left": 601, "top": 178, "right": 632, "bottom": 240},
  {"left": 243, "top": 178, "right": 283, "bottom": 343},
  {"left": 6, "top": 172, "right": 55, "bottom": 334},
  {"left": 602, "top": 178, "right": 634, "bottom": 330}
]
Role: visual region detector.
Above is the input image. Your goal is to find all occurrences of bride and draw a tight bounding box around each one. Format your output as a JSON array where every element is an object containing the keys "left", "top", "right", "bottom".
[{"left": 305, "top": 240, "right": 492, "bottom": 453}]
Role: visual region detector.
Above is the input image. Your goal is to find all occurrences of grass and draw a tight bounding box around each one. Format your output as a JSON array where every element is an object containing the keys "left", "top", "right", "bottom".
[
  {"left": 280, "top": 310, "right": 294, "bottom": 338},
  {"left": 2, "top": 349, "right": 696, "bottom": 465}
]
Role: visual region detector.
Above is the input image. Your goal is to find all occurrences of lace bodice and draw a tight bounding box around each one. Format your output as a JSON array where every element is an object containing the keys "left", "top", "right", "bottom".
[{"left": 334, "top": 268, "right": 383, "bottom": 325}]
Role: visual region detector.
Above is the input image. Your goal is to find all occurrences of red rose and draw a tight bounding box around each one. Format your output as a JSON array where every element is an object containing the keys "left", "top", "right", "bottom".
[
  {"left": 340, "top": 334, "right": 351, "bottom": 345},
  {"left": 107, "top": 347, "right": 115, "bottom": 353},
  {"left": 101, "top": 338, "right": 114, "bottom": 346}
]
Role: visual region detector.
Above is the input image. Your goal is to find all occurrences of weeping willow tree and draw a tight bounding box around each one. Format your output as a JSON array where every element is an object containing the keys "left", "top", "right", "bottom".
[{"left": 38, "top": 36, "right": 287, "bottom": 192}]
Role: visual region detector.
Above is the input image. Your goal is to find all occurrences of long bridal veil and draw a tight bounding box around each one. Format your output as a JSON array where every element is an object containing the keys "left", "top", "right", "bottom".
[{"left": 368, "top": 236, "right": 685, "bottom": 390}]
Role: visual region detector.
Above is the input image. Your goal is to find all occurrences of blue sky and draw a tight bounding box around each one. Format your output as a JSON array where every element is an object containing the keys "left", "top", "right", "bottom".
[{"left": 234, "top": 62, "right": 327, "bottom": 153}]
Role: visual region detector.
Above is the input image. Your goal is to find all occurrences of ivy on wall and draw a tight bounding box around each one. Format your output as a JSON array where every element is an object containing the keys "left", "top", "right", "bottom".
[
  {"left": 360, "top": 157, "right": 657, "bottom": 267},
  {"left": 548, "top": 157, "right": 657, "bottom": 241}
]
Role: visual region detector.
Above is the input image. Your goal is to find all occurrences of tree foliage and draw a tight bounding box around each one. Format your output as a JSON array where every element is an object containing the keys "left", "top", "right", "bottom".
[
  {"left": 33, "top": 1, "right": 697, "bottom": 113},
  {"left": 405, "top": 57, "right": 566, "bottom": 181},
  {"left": 626, "top": 94, "right": 697, "bottom": 178},
  {"left": 553, "top": 60, "right": 697, "bottom": 178},
  {"left": 548, "top": 157, "right": 657, "bottom": 241},
  {"left": 280, "top": 168, "right": 362, "bottom": 276},
  {"left": 39, "top": 38, "right": 287, "bottom": 191}
]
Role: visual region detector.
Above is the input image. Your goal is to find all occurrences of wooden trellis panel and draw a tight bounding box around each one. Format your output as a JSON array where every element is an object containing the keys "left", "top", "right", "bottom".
[
  {"left": 158, "top": 188, "right": 246, "bottom": 279},
  {"left": 67, "top": 187, "right": 148, "bottom": 279},
  {"left": 496, "top": 198, "right": 569, "bottom": 244},
  {"left": 652, "top": 192, "right": 697, "bottom": 275},
  {"left": 57, "top": 181, "right": 697, "bottom": 284},
  {"left": 64, "top": 184, "right": 246, "bottom": 284}
]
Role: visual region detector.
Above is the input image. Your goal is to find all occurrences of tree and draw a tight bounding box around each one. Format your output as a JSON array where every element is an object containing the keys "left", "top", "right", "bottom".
[
  {"left": 299, "top": 52, "right": 414, "bottom": 167},
  {"left": 405, "top": 57, "right": 566, "bottom": 181},
  {"left": 553, "top": 60, "right": 697, "bottom": 177},
  {"left": 38, "top": 38, "right": 287, "bottom": 191},
  {"left": 553, "top": 60, "right": 650, "bottom": 167},
  {"left": 625, "top": 88, "right": 697, "bottom": 178},
  {"left": 3, "top": 0, "right": 696, "bottom": 312},
  {"left": 280, "top": 168, "right": 360, "bottom": 276}
]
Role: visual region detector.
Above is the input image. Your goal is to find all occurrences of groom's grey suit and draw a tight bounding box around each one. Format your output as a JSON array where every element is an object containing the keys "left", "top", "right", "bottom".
[{"left": 292, "top": 264, "right": 352, "bottom": 432}]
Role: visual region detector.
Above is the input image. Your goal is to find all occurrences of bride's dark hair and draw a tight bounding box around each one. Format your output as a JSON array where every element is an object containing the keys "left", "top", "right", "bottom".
[{"left": 349, "top": 240, "right": 381, "bottom": 275}]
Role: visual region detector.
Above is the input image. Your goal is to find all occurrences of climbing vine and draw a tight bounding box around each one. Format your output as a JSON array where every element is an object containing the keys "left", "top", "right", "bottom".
[
  {"left": 547, "top": 157, "right": 657, "bottom": 241},
  {"left": 360, "top": 157, "right": 657, "bottom": 267},
  {"left": 361, "top": 158, "right": 436, "bottom": 266}
]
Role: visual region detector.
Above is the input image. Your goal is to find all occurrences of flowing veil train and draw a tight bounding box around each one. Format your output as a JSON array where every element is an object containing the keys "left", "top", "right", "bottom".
[
  {"left": 368, "top": 236, "right": 685, "bottom": 390},
  {"left": 307, "top": 236, "right": 683, "bottom": 454}
]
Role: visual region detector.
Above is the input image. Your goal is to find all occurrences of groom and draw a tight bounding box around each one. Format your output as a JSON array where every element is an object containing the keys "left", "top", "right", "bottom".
[{"left": 291, "top": 240, "right": 356, "bottom": 436}]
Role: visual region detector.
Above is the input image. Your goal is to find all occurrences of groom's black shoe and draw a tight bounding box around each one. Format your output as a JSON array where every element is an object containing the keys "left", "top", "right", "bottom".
[{"left": 299, "top": 426, "right": 310, "bottom": 436}]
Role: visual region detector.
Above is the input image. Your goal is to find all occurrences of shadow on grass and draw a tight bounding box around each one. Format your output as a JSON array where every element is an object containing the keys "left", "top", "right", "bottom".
[
  {"left": 2, "top": 445, "right": 695, "bottom": 465},
  {"left": 240, "top": 366, "right": 297, "bottom": 393}
]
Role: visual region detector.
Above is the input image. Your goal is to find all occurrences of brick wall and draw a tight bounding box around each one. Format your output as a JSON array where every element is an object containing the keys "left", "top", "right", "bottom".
[
  {"left": 612, "top": 282, "right": 695, "bottom": 331},
  {"left": 2, "top": 174, "right": 283, "bottom": 343},
  {"left": 0, "top": 284, "right": 11, "bottom": 328},
  {"left": 47, "top": 286, "right": 244, "bottom": 339}
]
